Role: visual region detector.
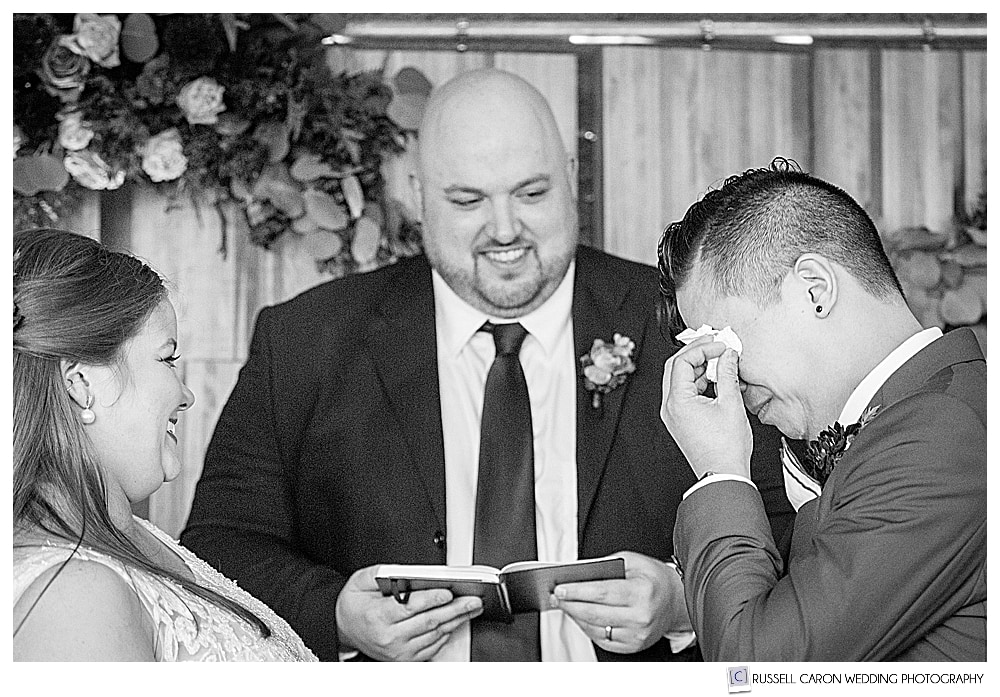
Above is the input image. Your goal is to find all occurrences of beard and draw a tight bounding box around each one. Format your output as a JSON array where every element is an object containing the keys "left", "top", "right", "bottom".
[{"left": 428, "top": 245, "right": 574, "bottom": 318}]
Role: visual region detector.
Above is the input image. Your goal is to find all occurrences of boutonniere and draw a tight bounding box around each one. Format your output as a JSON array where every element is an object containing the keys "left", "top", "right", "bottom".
[
  {"left": 783, "top": 404, "right": 881, "bottom": 489},
  {"left": 579, "top": 333, "right": 637, "bottom": 411}
]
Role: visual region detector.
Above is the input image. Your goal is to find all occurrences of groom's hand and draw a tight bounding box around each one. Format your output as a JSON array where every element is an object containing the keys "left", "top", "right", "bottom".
[
  {"left": 660, "top": 338, "right": 752, "bottom": 479},
  {"left": 551, "top": 551, "right": 690, "bottom": 654},
  {"left": 335, "top": 565, "right": 483, "bottom": 661}
]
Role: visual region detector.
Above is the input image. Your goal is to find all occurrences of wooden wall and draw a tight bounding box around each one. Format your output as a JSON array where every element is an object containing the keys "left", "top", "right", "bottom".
[
  {"left": 603, "top": 47, "right": 988, "bottom": 264},
  {"left": 84, "top": 44, "right": 984, "bottom": 537}
]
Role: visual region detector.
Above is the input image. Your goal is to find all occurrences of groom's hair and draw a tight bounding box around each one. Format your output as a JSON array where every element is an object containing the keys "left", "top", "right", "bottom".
[{"left": 656, "top": 157, "right": 904, "bottom": 341}]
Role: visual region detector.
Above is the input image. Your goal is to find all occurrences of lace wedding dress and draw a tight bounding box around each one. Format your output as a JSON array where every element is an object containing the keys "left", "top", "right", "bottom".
[{"left": 13, "top": 516, "right": 317, "bottom": 661}]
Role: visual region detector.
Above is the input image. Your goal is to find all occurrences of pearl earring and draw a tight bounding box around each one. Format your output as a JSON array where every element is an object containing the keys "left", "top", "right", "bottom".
[
  {"left": 80, "top": 394, "right": 96, "bottom": 425},
  {"left": 815, "top": 305, "right": 823, "bottom": 314}
]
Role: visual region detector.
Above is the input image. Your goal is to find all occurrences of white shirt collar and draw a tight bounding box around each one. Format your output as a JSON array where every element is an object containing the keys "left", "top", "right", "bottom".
[
  {"left": 837, "top": 326, "right": 943, "bottom": 425},
  {"left": 431, "top": 261, "right": 576, "bottom": 358}
]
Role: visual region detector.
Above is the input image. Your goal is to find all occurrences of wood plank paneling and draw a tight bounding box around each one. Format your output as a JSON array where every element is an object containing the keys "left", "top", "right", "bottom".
[
  {"left": 813, "top": 50, "right": 875, "bottom": 214},
  {"left": 882, "top": 50, "right": 963, "bottom": 233},
  {"left": 962, "top": 51, "right": 987, "bottom": 214},
  {"left": 494, "top": 53, "right": 579, "bottom": 161},
  {"left": 128, "top": 187, "right": 239, "bottom": 363},
  {"left": 603, "top": 47, "right": 811, "bottom": 265},
  {"left": 602, "top": 48, "right": 665, "bottom": 266},
  {"left": 60, "top": 192, "right": 101, "bottom": 240}
]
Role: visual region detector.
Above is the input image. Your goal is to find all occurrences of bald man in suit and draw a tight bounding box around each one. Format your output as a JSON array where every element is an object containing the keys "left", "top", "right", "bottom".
[{"left": 183, "top": 69, "right": 793, "bottom": 661}]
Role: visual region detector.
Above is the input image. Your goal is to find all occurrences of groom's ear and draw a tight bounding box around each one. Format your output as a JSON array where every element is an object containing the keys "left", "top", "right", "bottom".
[{"left": 791, "top": 254, "right": 837, "bottom": 318}]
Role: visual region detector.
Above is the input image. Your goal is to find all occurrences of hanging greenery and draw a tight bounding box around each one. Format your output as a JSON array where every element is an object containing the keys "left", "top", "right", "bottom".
[{"left": 13, "top": 13, "right": 425, "bottom": 275}]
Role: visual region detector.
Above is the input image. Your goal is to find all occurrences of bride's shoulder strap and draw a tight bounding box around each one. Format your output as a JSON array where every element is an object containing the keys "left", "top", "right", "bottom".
[{"left": 14, "top": 548, "right": 154, "bottom": 660}]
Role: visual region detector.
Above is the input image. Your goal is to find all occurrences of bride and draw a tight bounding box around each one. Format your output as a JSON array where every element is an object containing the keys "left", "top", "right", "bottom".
[{"left": 13, "top": 228, "right": 317, "bottom": 661}]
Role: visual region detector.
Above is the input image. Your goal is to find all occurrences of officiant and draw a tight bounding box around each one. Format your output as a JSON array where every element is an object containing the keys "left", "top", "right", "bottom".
[{"left": 182, "top": 68, "right": 792, "bottom": 661}]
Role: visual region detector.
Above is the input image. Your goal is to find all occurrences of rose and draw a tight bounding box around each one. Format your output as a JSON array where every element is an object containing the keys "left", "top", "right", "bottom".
[
  {"left": 583, "top": 334, "right": 637, "bottom": 385},
  {"left": 177, "top": 77, "right": 226, "bottom": 126},
  {"left": 142, "top": 128, "right": 188, "bottom": 182},
  {"left": 39, "top": 35, "right": 91, "bottom": 103},
  {"left": 579, "top": 333, "right": 637, "bottom": 410},
  {"left": 57, "top": 110, "right": 95, "bottom": 151},
  {"left": 64, "top": 150, "right": 125, "bottom": 191},
  {"left": 66, "top": 14, "right": 121, "bottom": 68},
  {"left": 14, "top": 125, "right": 23, "bottom": 160}
]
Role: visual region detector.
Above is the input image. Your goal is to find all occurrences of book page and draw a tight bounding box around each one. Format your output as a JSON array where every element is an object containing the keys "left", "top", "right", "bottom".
[{"left": 374, "top": 564, "right": 501, "bottom": 583}]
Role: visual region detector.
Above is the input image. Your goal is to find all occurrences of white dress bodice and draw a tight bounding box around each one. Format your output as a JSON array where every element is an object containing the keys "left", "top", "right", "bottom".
[{"left": 13, "top": 517, "right": 317, "bottom": 662}]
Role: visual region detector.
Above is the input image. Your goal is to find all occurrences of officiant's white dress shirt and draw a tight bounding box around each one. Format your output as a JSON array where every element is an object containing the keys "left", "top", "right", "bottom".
[{"left": 431, "top": 262, "right": 597, "bottom": 661}]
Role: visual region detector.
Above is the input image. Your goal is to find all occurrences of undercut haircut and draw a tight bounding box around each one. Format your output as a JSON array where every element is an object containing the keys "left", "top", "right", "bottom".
[{"left": 657, "top": 158, "right": 903, "bottom": 342}]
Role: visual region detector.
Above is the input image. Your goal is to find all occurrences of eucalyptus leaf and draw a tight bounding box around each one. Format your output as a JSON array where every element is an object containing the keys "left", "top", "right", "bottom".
[
  {"left": 387, "top": 93, "right": 427, "bottom": 131},
  {"left": 13, "top": 154, "right": 70, "bottom": 196},
  {"left": 254, "top": 121, "right": 291, "bottom": 164},
  {"left": 394, "top": 67, "right": 433, "bottom": 97},
  {"left": 304, "top": 189, "right": 349, "bottom": 231},
  {"left": 305, "top": 228, "right": 344, "bottom": 260},
  {"left": 941, "top": 244, "right": 987, "bottom": 267},
  {"left": 940, "top": 284, "right": 983, "bottom": 326},
  {"left": 351, "top": 215, "right": 381, "bottom": 264},
  {"left": 341, "top": 175, "right": 364, "bottom": 220},
  {"left": 230, "top": 177, "right": 253, "bottom": 202},
  {"left": 269, "top": 187, "right": 305, "bottom": 219},
  {"left": 290, "top": 153, "right": 336, "bottom": 182},
  {"left": 292, "top": 214, "right": 320, "bottom": 235},
  {"left": 121, "top": 14, "right": 159, "bottom": 64}
]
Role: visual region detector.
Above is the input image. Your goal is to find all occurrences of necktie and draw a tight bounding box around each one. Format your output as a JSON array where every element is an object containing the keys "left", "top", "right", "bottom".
[{"left": 471, "top": 321, "right": 541, "bottom": 661}]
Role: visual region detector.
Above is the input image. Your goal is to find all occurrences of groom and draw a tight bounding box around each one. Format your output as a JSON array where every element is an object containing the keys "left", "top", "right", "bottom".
[
  {"left": 658, "top": 159, "right": 986, "bottom": 661},
  {"left": 182, "top": 69, "right": 792, "bottom": 661}
]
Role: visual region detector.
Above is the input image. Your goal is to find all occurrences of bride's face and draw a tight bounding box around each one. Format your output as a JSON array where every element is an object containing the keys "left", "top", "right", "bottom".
[{"left": 83, "top": 300, "right": 195, "bottom": 509}]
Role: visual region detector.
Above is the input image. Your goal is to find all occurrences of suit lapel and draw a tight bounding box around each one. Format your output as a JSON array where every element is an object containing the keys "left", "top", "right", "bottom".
[
  {"left": 573, "top": 249, "right": 647, "bottom": 538},
  {"left": 366, "top": 257, "right": 447, "bottom": 530},
  {"left": 869, "top": 328, "right": 984, "bottom": 414}
]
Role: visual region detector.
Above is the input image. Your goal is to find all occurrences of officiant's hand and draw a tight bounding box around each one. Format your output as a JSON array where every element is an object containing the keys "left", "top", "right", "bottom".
[
  {"left": 335, "top": 565, "right": 483, "bottom": 661},
  {"left": 660, "top": 338, "right": 752, "bottom": 479},
  {"left": 550, "top": 551, "right": 690, "bottom": 654}
]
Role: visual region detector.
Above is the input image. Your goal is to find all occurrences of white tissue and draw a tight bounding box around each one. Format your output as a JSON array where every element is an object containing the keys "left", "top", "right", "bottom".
[{"left": 675, "top": 324, "right": 743, "bottom": 382}]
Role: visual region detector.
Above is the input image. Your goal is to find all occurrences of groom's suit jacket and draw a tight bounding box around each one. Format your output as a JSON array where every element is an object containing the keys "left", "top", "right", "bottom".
[
  {"left": 182, "top": 246, "right": 793, "bottom": 661},
  {"left": 674, "top": 328, "right": 986, "bottom": 661}
]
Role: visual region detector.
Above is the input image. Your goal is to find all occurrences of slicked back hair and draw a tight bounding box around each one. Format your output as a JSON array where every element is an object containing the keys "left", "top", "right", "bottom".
[{"left": 657, "top": 158, "right": 903, "bottom": 342}]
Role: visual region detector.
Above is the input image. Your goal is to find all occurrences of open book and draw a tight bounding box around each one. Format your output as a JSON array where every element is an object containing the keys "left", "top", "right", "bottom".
[{"left": 375, "top": 557, "right": 625, "bottom": 622}]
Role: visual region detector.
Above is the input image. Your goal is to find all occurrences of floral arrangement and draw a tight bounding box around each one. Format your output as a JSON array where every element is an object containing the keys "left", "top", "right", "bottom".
[
  {"left": 13, "top": 13, "right": 426, "bottom": 275},
  {"left": 781, "top": 404, "right": 881, "bottom": 489},
  {"left": 579, "top": 333, "right": 637, "bottom": 410}
]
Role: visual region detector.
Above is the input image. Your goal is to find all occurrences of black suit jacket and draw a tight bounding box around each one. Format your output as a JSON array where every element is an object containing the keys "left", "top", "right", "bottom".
[
  {"left": 182, "top": 247, "right": 792, "bottom": 660},
  {"left": 674, "top": 328, "right": 986, "bottom": 661}
]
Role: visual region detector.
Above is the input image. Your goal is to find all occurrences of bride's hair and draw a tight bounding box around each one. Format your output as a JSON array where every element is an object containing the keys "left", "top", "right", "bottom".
[{"left": 13, "top": 228, "right": 269, "bottom": 638}]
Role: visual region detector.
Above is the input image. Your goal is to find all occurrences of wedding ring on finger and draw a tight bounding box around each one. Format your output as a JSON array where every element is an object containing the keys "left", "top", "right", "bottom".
[{"left": 604, "top": 625, "right": 614, "bottom": 642}]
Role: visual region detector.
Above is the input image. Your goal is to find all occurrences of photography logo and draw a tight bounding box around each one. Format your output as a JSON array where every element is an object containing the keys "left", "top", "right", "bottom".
[{"left": 727, "top": 666, "right": 751, "bottom": 693}]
